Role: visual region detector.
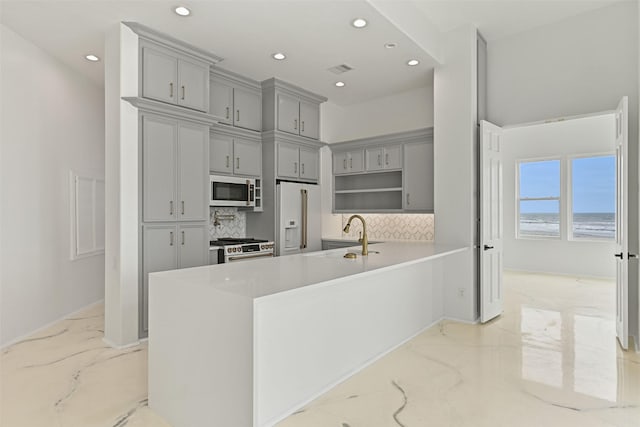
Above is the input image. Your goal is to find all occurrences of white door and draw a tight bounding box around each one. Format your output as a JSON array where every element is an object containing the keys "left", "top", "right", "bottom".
[
  {"left": 615, "top": 96, "right": 629, "bottom": 350},
  {"left": 480, "top": 120, "right": 504, "bottom": 323}
]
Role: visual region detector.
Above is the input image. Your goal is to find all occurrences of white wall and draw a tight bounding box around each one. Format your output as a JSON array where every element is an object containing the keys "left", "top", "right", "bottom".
[
  {"left": 104, "top": 23, "right": 140, "bottom": 347},
  {"left": 433, "top": 24, "right": 478, "bottom": 322},
  {"left": 0, "top": 25, "right": 105, "bottom": 346},
  {"left": 487, "top": 0, "right": 639, "bottom": 345},
  {"left": 503, "top": 115, "right": 616, "bottom": 278},
  {"left": 320, "top": 84, "right": 433, "bottom": 143}
]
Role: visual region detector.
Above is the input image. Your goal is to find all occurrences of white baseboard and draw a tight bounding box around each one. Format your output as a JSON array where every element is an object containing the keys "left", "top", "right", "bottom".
[
  {"left": 102, "top": 336, "right": 142, "bottom": 350},
  {"left": 2, "top": 299, "right": 105, "bottom": 350}
]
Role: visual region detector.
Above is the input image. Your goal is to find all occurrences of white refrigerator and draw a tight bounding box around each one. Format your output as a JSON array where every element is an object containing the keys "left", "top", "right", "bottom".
[{"left": 276, "top": 181, "right": 321, "bottom": 256}]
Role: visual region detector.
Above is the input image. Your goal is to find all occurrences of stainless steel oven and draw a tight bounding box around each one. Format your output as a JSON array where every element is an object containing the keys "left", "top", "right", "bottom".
[
  {"left": 210, "top": 238, "right": 274, "bottom": 263},
  {"left": 210, "top": 175, "right": 255, "bottom": 207}
]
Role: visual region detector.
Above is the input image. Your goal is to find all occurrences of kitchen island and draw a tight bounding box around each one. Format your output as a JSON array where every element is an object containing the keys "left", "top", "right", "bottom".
[{"left": 148, "top": 241, "right": 468, "bottom": 427}]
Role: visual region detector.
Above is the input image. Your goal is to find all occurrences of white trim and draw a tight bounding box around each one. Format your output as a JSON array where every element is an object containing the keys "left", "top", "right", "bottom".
[
  {"left": 103, "top": 336, "right": 143, "bottom": 350},
  {"left": 1, "top": 300, "right": 105, "bottom": 350},
  {"left": 503, "top": 110, "right": 616, "bottom": 130}
]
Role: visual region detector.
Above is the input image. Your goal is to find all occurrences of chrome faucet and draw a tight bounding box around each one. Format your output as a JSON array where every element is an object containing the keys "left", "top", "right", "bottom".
[{"left": 343, "top": 215, "right": 368, "bottom": 255}]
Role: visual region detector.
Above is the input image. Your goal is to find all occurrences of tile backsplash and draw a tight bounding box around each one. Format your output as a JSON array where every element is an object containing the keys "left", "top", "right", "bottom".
[
  {"left": 340, "top": 214, "right": 434, "bottom": 241},
  {"left": 209, "top": 207, "right": 246, "bottom": 240}
]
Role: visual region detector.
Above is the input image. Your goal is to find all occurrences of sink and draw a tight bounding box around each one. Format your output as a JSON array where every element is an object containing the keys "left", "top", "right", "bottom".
[{"left": 304, "top": 250, "right": 380, "bottom": 259}]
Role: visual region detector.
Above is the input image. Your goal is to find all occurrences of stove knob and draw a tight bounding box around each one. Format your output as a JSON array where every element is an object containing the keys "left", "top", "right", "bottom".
[{"left": 227, "top": 248, "right": 231, "bottom": 253}]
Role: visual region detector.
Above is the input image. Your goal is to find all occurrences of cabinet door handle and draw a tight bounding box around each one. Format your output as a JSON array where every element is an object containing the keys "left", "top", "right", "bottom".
[
  {"left": 294, "top": 162, "right": 298, "bottom": 174},
  {"left": 226, "top": 155, "right": 229, "bottom": 168},
  {"left": 385, "top": 153, "right": 389, "bottom": 165},
  {"left": 169, "top": 200, "right": 174, "bottom": 216},
  {"left": 181, "top": 231, "right": 185, "bottom": 246},
  {"left": 225, "top": 107, "right": 229, "bottom": 120},
  {"left": 169, "top": 231, "right": 174, "bottom": 246},
  {"left": 294, "top": 119, "right": 298, "bottom": 130},
  {"left": 343, "top": 159, "right": 347, "bottom": 170},
  {"left": 236, "top": 157, "right": 240, "bottom": 169},
  {"left": 350, "top": 158, "right": 353, "bottom": 169},
  {"left": 406, "top": 194, "right": 410, "bottom": 205},
  {"left": 301, "top": 163, "right": 305, "bottom": 175},
  {"left": 181, "top": 85, "right": 185, "bottom": 100},
  {"left": 378, "top": 154, "right": 381, "bottom": 166},
  {"left": 236, "top": 109, "right": 240, "bottom": 122},
  {"left": 181, "top": 201, "right": 185, "bottom": 215},
  {"left": 169, "top": 82, "right": 173, "bottom": 98},
  {"left": 301, "top": 121, "right": 305, "bottom": 132}
]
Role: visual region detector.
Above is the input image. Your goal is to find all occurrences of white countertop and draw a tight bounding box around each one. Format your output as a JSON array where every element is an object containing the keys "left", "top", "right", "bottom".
[{"left": 152, "top": 241, "right": 468, "bottom": 300}]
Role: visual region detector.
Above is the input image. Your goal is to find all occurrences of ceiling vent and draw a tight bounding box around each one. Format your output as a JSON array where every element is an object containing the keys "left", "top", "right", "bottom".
[{"left": 328, "top": 64, "right": 354, "bottom": 75}]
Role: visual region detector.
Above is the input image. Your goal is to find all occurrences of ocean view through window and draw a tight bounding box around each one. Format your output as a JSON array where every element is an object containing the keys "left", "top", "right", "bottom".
[
  {"left": 571, "top": 156, "right": 615, "bottom": 240},
  {"left": 518, "top": 159, "right": 561, "bottom": 238},
  {"left": 517, "top": 156, "right": 615, "bottom": 241}
]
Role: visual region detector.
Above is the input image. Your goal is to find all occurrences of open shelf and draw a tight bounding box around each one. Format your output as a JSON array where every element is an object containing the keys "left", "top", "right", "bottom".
[
  {"left": 335, "top": 190, "right": 402, "bottom": 212},
  {"left": 334, "top": 187, "right": 402, "bottom": 194},
  {"left": 334, "top": 171, "right": 402, "bottom": 192}
]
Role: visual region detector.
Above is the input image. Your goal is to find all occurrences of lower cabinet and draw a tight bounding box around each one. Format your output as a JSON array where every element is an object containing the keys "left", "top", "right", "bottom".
[{"left": 141, "top": 223, "right": 208, "bottom": 334}]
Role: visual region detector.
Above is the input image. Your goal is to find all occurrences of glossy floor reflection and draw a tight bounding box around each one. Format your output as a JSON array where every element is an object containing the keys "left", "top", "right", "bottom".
[
  {"left": 277, "top": 272, "right": 640, "bottom": 427},
  {"left": 1, "top": 271, "right": 639, "bottom": 427}
]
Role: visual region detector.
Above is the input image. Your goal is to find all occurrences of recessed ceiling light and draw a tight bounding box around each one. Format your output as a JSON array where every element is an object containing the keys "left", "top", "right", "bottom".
[
  {"left": 85, "top": 54, "right": 100, "bottom": 62},
  {"left": 272, "top": 52, "right": 286, "bottom": 61},
  {"left": 174, "top": 6, "right": 191, "bottom": 16},
  {"left": 352, "top": 18, "right": 367, "bottom": 28},
  {"left": 407, "top": 59, "right": 420, "bottom": 66},
  {"left": 384, "top": 43, "right": 397, "bottom": 49},
  {"left": 335, "top": 81, "right": 345, "bottom": 87}
]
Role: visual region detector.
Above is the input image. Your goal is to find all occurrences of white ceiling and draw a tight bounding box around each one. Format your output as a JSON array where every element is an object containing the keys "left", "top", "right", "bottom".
[
  {"left": 413, "top": 0, "right": 624, "bottom": 41},
  {"left": 0, "top": 1, "right": 624, "bottom": 106}
]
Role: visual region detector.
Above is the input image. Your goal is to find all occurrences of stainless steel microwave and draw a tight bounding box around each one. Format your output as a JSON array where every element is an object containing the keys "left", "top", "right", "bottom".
[{"left": 209, "top": 175, "right": 255, "bottom": 207}]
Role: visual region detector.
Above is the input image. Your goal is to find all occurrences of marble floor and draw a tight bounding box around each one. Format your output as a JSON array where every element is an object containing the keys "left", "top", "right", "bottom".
[{"left": 2, "top": 271, "right": 639, "bottom": 427}]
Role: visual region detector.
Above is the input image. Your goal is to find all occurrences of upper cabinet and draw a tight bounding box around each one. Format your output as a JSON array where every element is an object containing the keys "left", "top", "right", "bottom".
[
  {"left": 276, "top": 142, "right": 319, "bottom": 181},
  {"left": 142, "top": 113, "right": 209, "bottom": 222},
  {"left": 141, "top": 40, "right": 210, "bottom": 112},
  {"left": 262, "top": 78, "right": 327, "bottom": 141},
  {"left": 331, "top": 128, "right": 433, "bottom": 213},
  {"left": 210, "top": 68, "right": 262, "bottom": 132},
  {"left": 365, "top": 145, "right": 402, "bottom": 171},
  {"left": 127, "top": 22, "right": 223, "bottom": 115},
  {"left": 210, "top": 125, "right": 262, "bottom": 178}
]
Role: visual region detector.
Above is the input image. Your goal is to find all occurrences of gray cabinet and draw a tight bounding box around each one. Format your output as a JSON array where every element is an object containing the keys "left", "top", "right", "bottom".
[
  {"left": 210, "top": 127, "right": 262, "bottom": 178},
  {"left": 210, "top": 132, "right": 233, "bottom": 174},
  {"left": 277, "top": 94, "right": 300, "bottom": 135},
  {"left": 403, "top": 142, "right": 434, "bottom": 212},
  {"left": 277, "top": 142, "right": 301, "bottom": 179},
  {"left": 210, "top": 69, "right": 262, "bottom": 132},
  {"left": 142, "top": 114, "right": 209, "bottom": 222},
  {"left": 331, "top": 128, "right": 433, "bottom": 213},
  {"left": 233, "top": 87, "right": 262, "bottom": 131},
  {"left": 141, "top": 223, "right": 207, "bottom": 333},
  {"left": 178, "top": 123, "right": 209, "bottom": 220},
  {"left": 366, "top": 145, "right": 402, "bottom": 171},
  {"left": 299, "top": 101, "right": 320, "bottom": 140},
  {"left": 262, "top": 78, "right": 326, "bottom": 141},
  {"left": 141, "top": 41, "right": 210, "bottom": 112},
  {"left": 233, "top": 138, "right": 261, "bottom": 177},
  {"left": 299, "top": 147, "right": 319, "bottom": 181},
  {"left": 333, "top": 149, "right": 364, "bottom": 174},
  {"left": 277, "top": 142, "right": 319, "bottom": 181},
  {"left": 276, "top": 94, "right": 320, "bottom": 139}
]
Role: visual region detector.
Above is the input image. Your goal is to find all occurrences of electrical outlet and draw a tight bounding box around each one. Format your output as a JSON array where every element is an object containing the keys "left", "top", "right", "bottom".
[{"left": 457, "top": 288, "right": 465, "bottom": 298}]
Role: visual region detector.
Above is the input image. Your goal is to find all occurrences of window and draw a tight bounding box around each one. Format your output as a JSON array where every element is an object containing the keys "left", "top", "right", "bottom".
[
  {"left": 571, "top": 156, "right": 615, "bottom": 240},
  {"left": 517, "top": 159, "right": 561, "bottom": 238}
]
